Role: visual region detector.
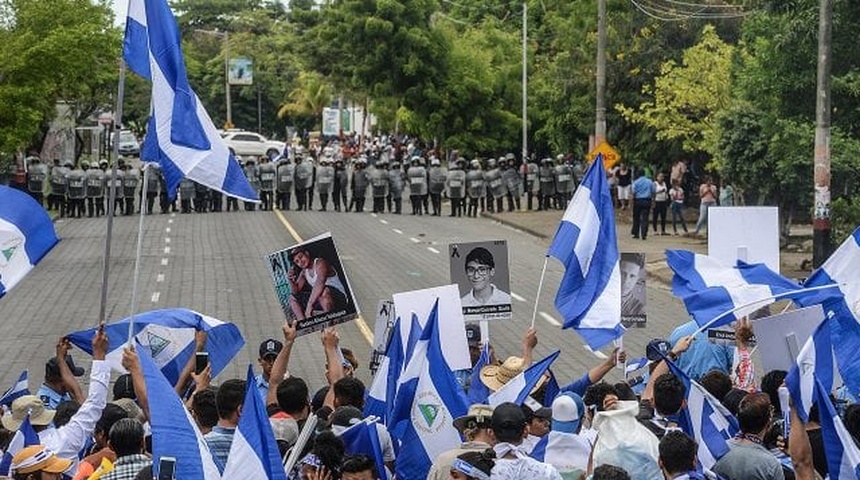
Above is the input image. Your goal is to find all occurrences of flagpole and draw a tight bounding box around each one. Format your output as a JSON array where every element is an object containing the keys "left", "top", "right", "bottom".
[
  {"left": 531, "top": 256, "right": 549, "bottom": 328},
  {"left": 127, "top": 163, "right": 151, "bottom": 346},
  {"left": 98, "top": 58, "right": 128, "bottom": 326},
  {"left": 690, "top": 283, "right": 846, "bottom": 338}
]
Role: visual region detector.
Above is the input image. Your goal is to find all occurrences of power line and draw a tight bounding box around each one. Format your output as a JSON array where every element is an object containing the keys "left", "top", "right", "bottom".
[{"left": 629, "top": 0, "right": 749, "bottom": 21}]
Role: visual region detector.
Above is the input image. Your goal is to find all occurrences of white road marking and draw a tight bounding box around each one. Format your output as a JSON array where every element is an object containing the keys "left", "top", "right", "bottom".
[
  {"left": 164, "top": 237, "right": 171, "bottom": 244},
  {"left": 170, "top": 213, "right": 176, "bottom": 217},
  {"left": 393, "top": 229, "right": 403, "bottom": 235},
  {"left": 151, "top": 292, "right": 160, "bottom": 303},
  {"left": 371, "top": 213, "right": 378, "bottom": 218},
  {"left": 161, "top": 258, "right": 169, "bottom": 266},
  {"left": 540, "top": 311, "right": 561, "bottom": 327},
  {"left": 156, "top": 274, "right": 165, "bottom": 283},
  {"left": 165, "top": 227, "right": 171, "bottom": 233},
  {"left": 427, "top": 247, "right": 440, "bottom": 254},
  {"left": 511, "top": 292, "right": 526, "bottom": 302},
  {"left": 168, "top": 219, "right": 173, "bottom": 224},
  {"left": 164, "top": 246, "right": 171, "bottom": 254},
  {"left": 410, "top": 237, "right": 420, "bottom": 243},
  {"left": 380, "top": 219, "right": 389, "bottom": 225},
  {"left": 584, "top": 345, "right": 609, "bottom": 360}
]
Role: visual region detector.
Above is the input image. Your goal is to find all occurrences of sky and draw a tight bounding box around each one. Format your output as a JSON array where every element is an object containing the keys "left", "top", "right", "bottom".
[{"left": 110, "top": 0, "right": 127, "bottom": 26}]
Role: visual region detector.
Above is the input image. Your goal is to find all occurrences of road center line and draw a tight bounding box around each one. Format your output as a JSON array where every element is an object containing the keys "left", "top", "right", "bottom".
[
  {"left": 539, "top": 311, "right": 561, "bottom": 327},
  {"left": 164, "top": 246, "right": 171, "bottom": 254},
  {"left": 165, "top": 227, "right": 171, "bottom": 233},
  {"left": 164, "top": 237, "right": 171, "bottom": 244},
  {"left": 151, "top": 292, "right": 160, "bottom": 303},
  {"left": 168, "top": 219, "right": 173, "bottom": 224},
  {"left": 380, "top": 219, "right": 389, "bottom": 225},
  {"left": 161, "top": 258, "right": 169, "bottom": 266},
  {"left": 427, "top": 247, "right": 440, "bottom": 254},
  {"left": 392, "top": 228, "right": 403, "bottom": 235},
  {"left": 371, "top": 213, "right": 378, "bottom": 218},
  {"left": 273, "top": 209, "right": 373, "bottom": 345},
  {"left": 511, "top": 292, "right": 526, "bottom": 302},
  {"left": 156, "top": 274, "right": 164, "bottom": 283},
  {"left": 409, "top": 237, "right": 420, "bottom": 243}
]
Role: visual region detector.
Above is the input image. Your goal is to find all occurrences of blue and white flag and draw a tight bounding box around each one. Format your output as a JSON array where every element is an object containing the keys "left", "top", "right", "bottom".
[
  {"left": 624, "top": 357, "right": 650, "bottom": 377},
  {"left": 0, "top": 371, "right": 28, "bottom": 408},
  {"left": 339, "top": 419, "right": 389, "bottom": 480},
  {"left": 222, "top": 365, "right": 287, "bottom": 480},
  {"left": 488, "top": 350, "right": 560, "bottom": 407},
  {"left": 548, "top": 155, "right": 623, "bottom": 350},
  {"left": 365, "top": 317, "right": 404, "bottom": 423},
  {"left": 389, "top": 300, "right": 469, "bottom": 480},
  {"left": 468, "top": 342, "right": 491, "bottom": 405},
  {"left": 814, "top": 379, "right": 860, "bottom": 478},
  {"left": 666, "top": 250, "right": 802, "bottom": 329},
  {"left": 0, "top": 416, "right": 39, "bottom": 476},
  {"left": 67, "top": 308, "right": 244, "bottom": 386},
  {"left": 785, "top": 317, "right": 833, "bottom": 423},
  {"left": 664, "top": 356, "right": 738, "bottom": 469},
  {"left": 530, "top": 431, "right": 591, "bottom": 474},
  {"left": 139, "top": 346, "right": 221, "bottom": 479},
  {"left": 123, "top": 0, "right": 258, "bottom": 202},
  {"left": 0, "top": 186, "right": 59, "bottom": 299},
  {"left": 798, "top": 226, "right": 860, "bottom": 397}
]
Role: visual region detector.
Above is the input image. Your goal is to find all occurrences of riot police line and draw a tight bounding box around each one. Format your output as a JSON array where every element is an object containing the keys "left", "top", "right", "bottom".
[{"left": 22, "top": 150, "right": 582, "bottom": 218}]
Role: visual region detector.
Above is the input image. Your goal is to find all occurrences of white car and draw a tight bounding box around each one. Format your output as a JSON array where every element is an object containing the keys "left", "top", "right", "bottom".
[{"left": 220, "top": 131, "right": 285, "bottom": 159}]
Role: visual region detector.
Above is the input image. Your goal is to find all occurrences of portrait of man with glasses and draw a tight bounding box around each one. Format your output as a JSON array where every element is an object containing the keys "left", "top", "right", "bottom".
[{"left": 459, "top": 246, "right": 511, "bottom": 310}]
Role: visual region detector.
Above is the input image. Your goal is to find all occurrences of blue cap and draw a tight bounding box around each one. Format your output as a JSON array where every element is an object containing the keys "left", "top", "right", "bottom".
[{"left": 551, "top": 392, "right": 585, "bottom": 433}]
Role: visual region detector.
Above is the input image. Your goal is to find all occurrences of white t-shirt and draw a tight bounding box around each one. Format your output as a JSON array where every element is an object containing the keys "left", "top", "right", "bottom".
[{"left": 460, "top": 285, "right": 511, "bottom": 307}]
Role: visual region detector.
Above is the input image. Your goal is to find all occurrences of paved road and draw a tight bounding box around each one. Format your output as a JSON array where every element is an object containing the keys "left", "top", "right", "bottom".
[{"left": 0, "top": 207, "right": 690, "bottom": 394}]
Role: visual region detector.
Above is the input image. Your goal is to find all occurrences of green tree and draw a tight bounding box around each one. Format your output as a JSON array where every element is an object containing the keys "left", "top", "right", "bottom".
[{"left": 277, "top": 71, "right": 332, "bottom": 130}]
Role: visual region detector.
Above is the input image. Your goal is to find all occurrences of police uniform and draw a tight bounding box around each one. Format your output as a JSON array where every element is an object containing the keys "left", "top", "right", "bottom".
[
  {"left": 122, "top": 165, "right": 140, "bottom": 215},
  {"left": 86, "top": 162, "right": 106, "bottom": 217},
  {"left": 26, "top": 157, "right": 47, "bottom": 207},
  {"left": 370, "top": 160, "right": 390, "bottom": 214},
  {"left": 49, "top": 160, "right": 70, "bottom": 217},
  {"left": 145, "top": 164, "right": 161, "bottom": 214},
  {"left": 427, "top": 159, "right": 447, "bottom": 216},
  {"left": 387, "top": 161, "right": 404, "bottom": 214},
  {"left": 276, "top": 160, "right": 294, "bottom": 211},
  {"left": 258, "top": 157, "right": 276, "bottom": 211},
  {"left": 66, "top": 163, "right": 87, "bottom": 218},
  {"left": 539, "top": 158, "right": 555, "bottom": 210},
  {"left": 446, "top": 159, "right": 467, "bottom": 217},
  {"left": 179, "top": 177, "right": 195, "bottom": 214},
  {"left": 524, "top": 159, "right": 539, "bottom": 210},
  {"left": 466, "top": 160, "right": 485, "bottom": 217},
  {"left": 554, "top": 158, "right": 574, "bottom": 209},
  {"left": 195, "top": 180, "right": 211, "bottom": 213},
  {"left": 406, "top": 157, "right": 427, "bottom": 216},
  {"left": 316, "top": 158, "right": 335, "bottom": 211},
  {"left": 158, "top": 169, "right": 175, "bottom": 213},
  {"left": 502, "top": 158, "right": 522, "bottom": 212},
  {"left": 294, "top": 157, "right": 314, "bottom": 211},
  {"left": 350, "top": 158, "right": 369, "bottom": 213},
  {"left": 333, "top": 160, "right": 348, "bottom": 212}
]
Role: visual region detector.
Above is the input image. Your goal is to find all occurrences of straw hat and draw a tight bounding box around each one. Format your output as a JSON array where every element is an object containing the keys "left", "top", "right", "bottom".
[
  {"left": 480, "top": 356, "right": 548, "bottom": 392},
  {"left": 2, "top": 395, "right": 55, "bottom": 431},
  {"left": 452, "top": 404, "right": 494, "bottom": 433}
]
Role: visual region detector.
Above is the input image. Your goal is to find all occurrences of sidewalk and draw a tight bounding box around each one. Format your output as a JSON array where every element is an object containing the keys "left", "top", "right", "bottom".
[{"left": 483, "top": 208, "right": 812, "bottom": 286}]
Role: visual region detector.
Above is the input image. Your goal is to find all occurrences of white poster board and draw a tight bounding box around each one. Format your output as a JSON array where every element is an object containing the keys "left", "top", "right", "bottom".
[
  {"left": 392, "top": 285, "right": 471, "bottom": 370},
  {"left": 751, "top": 304, "right": 829, "bottom": 373},
  {"left": 708, "top": 207, "right": 780, "bottom": 272}
]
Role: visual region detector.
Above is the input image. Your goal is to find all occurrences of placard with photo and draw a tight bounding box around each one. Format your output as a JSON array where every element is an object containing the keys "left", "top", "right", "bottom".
[
  {"left": 621, "top": 252, "right": 646, "bottom": 328},
  {"left": 449, "top": 240, "right": 512, "bottom": 322}
]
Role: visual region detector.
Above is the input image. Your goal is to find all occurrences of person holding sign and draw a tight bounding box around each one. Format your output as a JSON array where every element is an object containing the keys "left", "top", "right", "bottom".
[
  {"left": 288, "top": 247, "right": 349, "bottom": 320},
  {"left": 460, "top": 247, "right": 511, "bottom": 307}
]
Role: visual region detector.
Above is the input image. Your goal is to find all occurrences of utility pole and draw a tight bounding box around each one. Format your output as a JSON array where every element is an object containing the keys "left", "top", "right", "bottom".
[
  {"left": 594, "top": 0, "right": 607, "bottom": 146},
  {"left": 522, "top": 1, "right": 528, "bottom": 165},
  {"left": 224, "top": 31, "right": 232, "bottom": 129},
  {"left": 813, "top": 0, "right": 833, "bottom": 267}
]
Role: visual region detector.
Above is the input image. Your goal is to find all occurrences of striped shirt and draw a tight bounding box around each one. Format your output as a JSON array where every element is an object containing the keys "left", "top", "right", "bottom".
[{"left": 204, "top": 426, "right": 235, "bottom": 473}]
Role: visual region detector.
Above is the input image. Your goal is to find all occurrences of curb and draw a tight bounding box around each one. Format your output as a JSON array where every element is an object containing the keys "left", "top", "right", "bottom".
[{"left": 481, "top": 212, "right": 549, "bottom": 239}]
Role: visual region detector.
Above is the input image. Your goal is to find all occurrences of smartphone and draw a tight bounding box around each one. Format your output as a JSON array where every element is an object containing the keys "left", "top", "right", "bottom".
[
  {"left": 195, "top": 352, "right": 209, "bottom": 375},
  {"left": 157, "top": 456, "right": 176, "bottom": 480}
]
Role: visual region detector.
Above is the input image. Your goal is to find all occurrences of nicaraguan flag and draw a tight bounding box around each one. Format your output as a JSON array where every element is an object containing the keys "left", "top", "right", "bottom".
[
  {"left": 0, "top": 416, "right": 39, "bottom": 476},
  {"left": 67, "top": 308, "right": 244, "bottom": 385},
  {"left": 624, "top": 357, "right": 650, "bottom": 377},
  {"left": 664, "top": 356, "right": 738, "bottom": 469},
  {"left": 365, "top": 317, "right": 404, "bottom": 423},
  {"left": 138, "top": 346, "right": 222, "bottom": 479},
  {"left": 785, "top": 317, "right": 833, "bottom": 423},
  {"left": 0, "top": 371, "right": 28, "bottom": 407},
  {"left": 547, "top": 155, "right": 623, "bottom": 350},
  {"left": 488, "top": 350, "right": 560, "bottom": 407},
  {"left": 666, "top": 250, "right": 802, "bottom": 329},
  {"left": 0, "top": 186, "right": 59, "bottom": 299},
  {"left": 389, "top": 300, "right": 469, "bottom": 479},
  {"left": 530, "top": 431, "right": 592, "bottom": 474},
  {"left": 339, "top": 419, "right": 389, "bottom": 480},
  {"left": 814, "top": 379, "right": 860, "bottom": 478},
  {"left": 468, "top": 342, "right": 491, "bottom": 405},
  {"left": 123, "top": 0, "right": 258, "bottom": 202},
  {"left": 797, "top": 226, "right": 860, "bottom": 397},
  {"left": 222, "top": 365, "right": 287, "bottom": 480}
]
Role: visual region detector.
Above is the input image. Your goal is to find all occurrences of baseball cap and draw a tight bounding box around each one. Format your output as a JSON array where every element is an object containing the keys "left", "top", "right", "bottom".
[
  {"left": 46, "top": 355, "right": 84, "bottom": 377},
  {"left": 491, "top": 402, "right": 526, "bottom": 436},
  {"left": 533, "top": 407, "right": 552, "bottom": 421},
  {"left": 552, "top": 392, "right": 585, "bottom": 433},
  {"left": 11, "top": 446, "right": 72, "bottom": 475},
  {"left": 259, "top": 339, "right": 284, "bottom": 359},
  {"left": 646, "top": 339, "right": 672, "bottom": 362},
  {"left": 465, "top": 324, "right": 481, "bottom": 348}
]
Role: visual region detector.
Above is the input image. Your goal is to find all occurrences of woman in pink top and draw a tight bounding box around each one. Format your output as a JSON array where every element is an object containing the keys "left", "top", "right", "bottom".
[{"left": 694, "top": 176, "right": 718, "bottom": 235}]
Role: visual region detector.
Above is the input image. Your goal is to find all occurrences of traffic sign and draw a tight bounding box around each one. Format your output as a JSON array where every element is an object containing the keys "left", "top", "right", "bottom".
[{"left": 587, "top": 140, "right": 621, "bottom": 170}]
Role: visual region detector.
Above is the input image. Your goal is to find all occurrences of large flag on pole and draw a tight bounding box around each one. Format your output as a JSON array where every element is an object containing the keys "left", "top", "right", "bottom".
[
  {"left": 0, "top": 186, "right": 59, "bottom": 299},
  {"left": 814, "top": 379, "right": 860, "bottom": 478},
  {"left": 389, "top": 300, "right": 469, "bottom": 479},
  {"left": 666, "top": 250, "right": 803, "bottom": 329},
  {"left": 67, "top": 308, "right": 244, "bottom": 385},
  {"left": 122, "top": 0, "right": 258, "bottom": 202},
  {"left": 547, "top": 155, "right": 624, "bottom": 349},
  {"left": 222, "top": 365, "right": 288, "bottom": 480},
  {"left": 785, "top": 317, "right": 834, "bottom": 423},
  {"left": 365, "top": 317, "right": 404, "bottom": 423}
]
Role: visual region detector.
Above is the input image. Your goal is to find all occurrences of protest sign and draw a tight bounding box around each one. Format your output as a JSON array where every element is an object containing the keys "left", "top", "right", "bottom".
[
  {"left": 752, "top": 304, "right": 830, "bottom": 373},
  {"left": 620, "top": 253, "right": 646, "bottom": 328},
  {"left": 369, "top": 300, "right": 395, "bottom": 374},
  {"left": 708, "top": 207, "right": 780, "bottom": 272},
  {"left": 267, "top": 233, "right": 359, "bottom": 337},
  {"left": 448, "top": 240, "right": 512, "bottom": 322},
  {"left": 392, "top": 285, "right": 471, "bottom": 370}
]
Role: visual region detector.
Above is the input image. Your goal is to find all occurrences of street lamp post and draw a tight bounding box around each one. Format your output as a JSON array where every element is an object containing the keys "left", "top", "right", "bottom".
[{"left": 195, "top": 29, "right": 232, "bottom": 129}]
